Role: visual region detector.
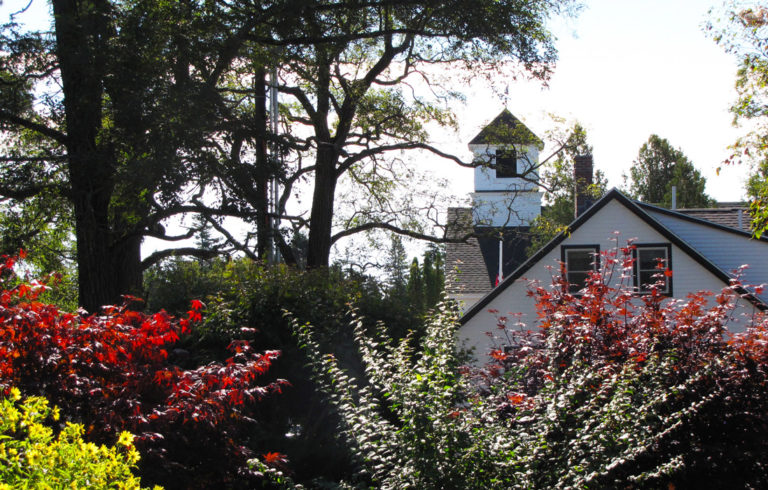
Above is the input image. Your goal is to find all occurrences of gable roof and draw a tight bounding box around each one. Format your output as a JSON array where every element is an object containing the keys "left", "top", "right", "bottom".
[
  {"left": 468, "top": 109, "right": 543, "bottom": 147},
  {"left": 459, "top": 188, "right": 768, "bottom": 324}
]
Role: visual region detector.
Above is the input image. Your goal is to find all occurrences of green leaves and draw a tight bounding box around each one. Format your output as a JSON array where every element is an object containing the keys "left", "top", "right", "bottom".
[
  {"left": 627, "top": 134, "right": 715, "bottom": 208},
  {"left": 0, "top": 391, "right": 147, "bottom": 489}
]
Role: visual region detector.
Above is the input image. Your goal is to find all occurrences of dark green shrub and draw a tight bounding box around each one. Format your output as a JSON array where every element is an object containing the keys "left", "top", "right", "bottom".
[{"left": 144, "top": 257, "right": 427, "bottom": 484}]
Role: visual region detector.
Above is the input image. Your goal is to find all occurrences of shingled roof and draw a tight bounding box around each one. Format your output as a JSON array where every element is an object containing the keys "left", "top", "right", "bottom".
[
  {"left": 468, "top": 109, "right": 543, "bottom": 147},
  {"left": 676, "top": 206, "right": 750, "bottom": 232},
  {"left": 445, "top": 207, "right": 533, "bottom": 296},
  {"left": 445, "top": 208, "right": 490, "bottom": 295}
]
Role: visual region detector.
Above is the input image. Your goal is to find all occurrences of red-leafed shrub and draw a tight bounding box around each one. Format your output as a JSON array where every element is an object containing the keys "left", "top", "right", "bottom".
[
  {"left": 475, "top": 239, "right": 768, "bottom": 488},
  {"left": 0, "top": 253, "right": 288, "bottom": 489}
]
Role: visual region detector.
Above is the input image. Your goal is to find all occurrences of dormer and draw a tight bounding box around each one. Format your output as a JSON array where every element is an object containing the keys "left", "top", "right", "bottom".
[
  {"left": 468, "top": 109, "right": 543, "bottom": 193},
  {"left": 469, "top": 110, "right": 543, "bottom": 227}
]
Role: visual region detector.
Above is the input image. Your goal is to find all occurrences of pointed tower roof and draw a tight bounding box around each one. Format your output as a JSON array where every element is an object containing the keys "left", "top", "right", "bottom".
[{"left": 468, "top": 109, "right": 543, "bottom": 147}]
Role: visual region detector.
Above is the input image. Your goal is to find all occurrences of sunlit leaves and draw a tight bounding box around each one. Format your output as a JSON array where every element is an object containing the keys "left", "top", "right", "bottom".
[{"left": 0, "top": 253, "right": 287, "bottom": 488}]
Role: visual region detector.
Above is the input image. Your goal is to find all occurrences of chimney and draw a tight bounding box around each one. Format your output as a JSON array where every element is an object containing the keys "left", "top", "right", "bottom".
[{"left": 574, "top": 155, "right": 594, "bottom": 217}]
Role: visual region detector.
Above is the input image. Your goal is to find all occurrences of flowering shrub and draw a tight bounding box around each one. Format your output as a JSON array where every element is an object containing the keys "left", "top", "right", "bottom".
[
  {"left": 0, "top": 253, "right": 288, "bottom": 488},
  {"left": 477, "top": 241, "right": 768, "bottom": 488},
  {"left": 296, "top": 242, "right": 768, "bottom": 488},
  {"left": 0, "top": 388, "right": 149, "bottom": 488}
]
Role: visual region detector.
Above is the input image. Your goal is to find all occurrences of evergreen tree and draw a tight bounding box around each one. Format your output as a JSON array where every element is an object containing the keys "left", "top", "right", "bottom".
[
  {"left": 422, "top": 244, "right": 445, "bottom": 309},
  {"left": 406, "top": 258, "right": 424, "bottom": 313},
  {"left": 385, "top": 235, "right": 408, "bottom": 295},
  {"left": 627, "top": 135, "right": 715, "bottom": 208}
]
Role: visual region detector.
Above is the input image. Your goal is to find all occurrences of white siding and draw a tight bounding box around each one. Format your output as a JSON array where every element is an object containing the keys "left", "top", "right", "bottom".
[
  {"left": 471, "top": 144, "right": 539, "bottom": 192},
  {"left": 646, "top": 210, "right": 768, "bottom": 302},
  {"left": 459, "top": 199, "right": 760, "bottom": 363},
  {"left": 471, "top": 191, "right": 541, "bottom": 227}
]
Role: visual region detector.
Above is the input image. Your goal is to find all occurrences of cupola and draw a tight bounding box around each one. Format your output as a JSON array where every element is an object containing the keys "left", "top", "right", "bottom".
[{"left": 468, "top": 109, "right": 543, "bottom": 227}]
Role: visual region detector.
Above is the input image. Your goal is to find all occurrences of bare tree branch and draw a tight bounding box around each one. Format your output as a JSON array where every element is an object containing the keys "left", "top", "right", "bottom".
[
  {"left": 331, "top": 221, "right": 473, "bottom": 245},
  {"left": 141, "top": 247, "right": 227, "bottom": 270}
]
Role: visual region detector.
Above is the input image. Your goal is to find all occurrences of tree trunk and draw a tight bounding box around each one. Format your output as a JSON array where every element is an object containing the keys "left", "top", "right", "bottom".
[
  {"left": 71, "top": 192, "right": 118, "bottom": 312},
  {"left": 112, "top": 233, "right": 144, "bottom": 299},
  {"left": 306, "top": 150, "right": 338, "bottom": 268},
  {"left": 254, "top": 66, "right": 270, "bottom": 259},
  {"left": 53, "top": 0, "right": 120, "bottom": 312}
]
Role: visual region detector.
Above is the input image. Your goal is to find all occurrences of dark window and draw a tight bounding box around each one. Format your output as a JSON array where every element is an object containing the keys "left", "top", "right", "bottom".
[
  {"left": 495, "top": 149, "right": 517, "bottom": 178},
  {"left": 561, "top": 245, "right": 600, "bottom": 293},
  {"left": 633, "top": 244, "right": 672, "bottom": 295}
]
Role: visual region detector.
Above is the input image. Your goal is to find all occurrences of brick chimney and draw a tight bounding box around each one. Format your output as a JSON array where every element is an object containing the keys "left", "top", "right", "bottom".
[{"left": 574, "top": 155, "right": 594, "bottom": 218}]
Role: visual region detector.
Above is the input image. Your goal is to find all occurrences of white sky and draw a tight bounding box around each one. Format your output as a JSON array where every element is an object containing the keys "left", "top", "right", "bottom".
[{"left": 432, "top": 0, "right": 747, "bottom": 203}]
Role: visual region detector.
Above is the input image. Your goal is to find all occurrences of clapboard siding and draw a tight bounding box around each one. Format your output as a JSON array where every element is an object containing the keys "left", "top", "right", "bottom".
[{"left": 459, "top": 199, "right": 758, "bottom": 363}]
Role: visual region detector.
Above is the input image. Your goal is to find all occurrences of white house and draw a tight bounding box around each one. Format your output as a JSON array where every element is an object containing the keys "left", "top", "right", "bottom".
[
  {"left": 457, "top": 188, "right": 768, "bottom": 362},
  {"left": 446, "top": 110, "right": 768, "bottom": 362}
]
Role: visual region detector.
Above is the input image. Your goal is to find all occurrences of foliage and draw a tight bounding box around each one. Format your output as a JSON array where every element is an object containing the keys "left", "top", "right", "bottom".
[
  {"left": 0, "top": 253, "right": 286, "bottom": 489},
  {"left": 381, "top": 237, "right": 446, "bottom": 322},
  {"left": 145, "top": 256, "right": 426, "bottom": 484},
  {"left": 0, "top": 389, "right": 150, "bottom": 489},
  {"left": 143, "top": 256, "right": 230, "bottom": 316},
  {"left": 384, "top": 234, "right": 409, "bottom": 293},
  {"left": 0, "top": 0, "right": 244, "bottom": 309},
  {"left": 528, "top": 122, "right": 606, "bottom": 254},
  {"left": 626, "top": 134, "right": 715, "bottom": 208},
  {"left": 212, "top": 0, "right": 576, "bottom": 268},
  {"left": 297, "top": 239, "right": 768, "bottom": 488},
  {"left": 709, "top": 2, "right": 768, "bottom": 236},
  {"left": 406, "top": 257, "right": 424, "bottom": 312},
  {"left": 480, "top": 240, "right": 768, "bottom": 488},
  {"left": 422, "top": 244, "right": 445, "bottom": 309},
  {"left": 293, "top": 303, "right": 489, "bottom": 488}
]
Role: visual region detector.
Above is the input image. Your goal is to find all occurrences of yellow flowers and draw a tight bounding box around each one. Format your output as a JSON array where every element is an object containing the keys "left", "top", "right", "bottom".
[
  {"left": 0, "top": 389, "right": 152, "bottom": 489},
  {"left": 117, "top": 431, "right": 135, "bottom": 448}
]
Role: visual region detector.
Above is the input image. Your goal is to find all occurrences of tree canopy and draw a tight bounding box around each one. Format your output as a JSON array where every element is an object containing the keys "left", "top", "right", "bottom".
[
  {"left": 709, "top": 2, "right": 768, "bottom": 235},
  {"left": 626, "top": 134, "right": 714, "bottom": 209},
  {"left": 0, "top": 0, "right": 251, "bottom": 310},
  {"left": 1, "top": 0, "right": 574, "bottom": 309}
]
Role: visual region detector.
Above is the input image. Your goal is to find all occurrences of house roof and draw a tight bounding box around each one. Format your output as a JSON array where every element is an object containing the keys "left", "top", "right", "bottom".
[
  {"left": 445, "top": 208, "right": 492, "bottom": 295},
  {"left": 459, "top": 188, "right": 768, "bottom": 324},
  {"left": 468, "top": 109, "right": 543, "bottom": 147},
  {"left": 445, "top": 208, "right": 533, "bottom": 294},
  {"left": 649, "top": 205, "right": 751, "bottom": 233}
]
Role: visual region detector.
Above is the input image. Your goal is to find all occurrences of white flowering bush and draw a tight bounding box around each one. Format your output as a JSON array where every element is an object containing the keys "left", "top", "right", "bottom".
[{"left": 293, "top": 244, "right": 768, "bottom": 488}]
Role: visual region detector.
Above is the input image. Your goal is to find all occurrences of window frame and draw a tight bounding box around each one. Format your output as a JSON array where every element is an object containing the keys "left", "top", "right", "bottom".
[
  {"left": 560, "top": 245, "right": 601, "bottom": 294},
  {"left": 632, "top": 243, "right": 673, "bottom": 296},
  {"left": 495, "top": 148, "right": 518, "bottom": 178}
]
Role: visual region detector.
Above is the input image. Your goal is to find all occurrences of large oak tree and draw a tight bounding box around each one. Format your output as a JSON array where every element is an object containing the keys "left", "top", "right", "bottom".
[
  {"left": 1, "top": 0, "right": 573, "bottom": 309},
  {"left": 0, "top": 0, "right": 256, "bottom": 310},
  {"left": 270, "top": 0, "right": 573, "bottom": 267}
]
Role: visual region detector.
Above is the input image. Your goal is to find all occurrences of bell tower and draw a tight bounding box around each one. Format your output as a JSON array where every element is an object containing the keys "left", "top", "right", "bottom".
[
  {"left": 468, "top": 109, "right": 542, "bottom": 227},
  {"left": 445, "top": 109, "right": 543, "bottom": 311}
]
